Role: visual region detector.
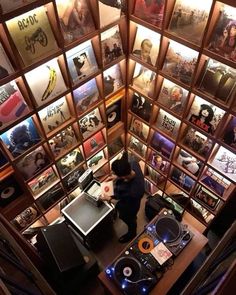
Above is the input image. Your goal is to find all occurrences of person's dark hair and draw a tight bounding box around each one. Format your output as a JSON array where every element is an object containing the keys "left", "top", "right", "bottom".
[
  {"left": 111, "top": 152, "right": 131, "bottom": 177},
  {"left": 199, "top": 104, "right": 214, "bottom": 123}
]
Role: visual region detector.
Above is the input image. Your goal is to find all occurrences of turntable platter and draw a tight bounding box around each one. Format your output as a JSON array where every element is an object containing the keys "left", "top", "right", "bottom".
[
  {"left": 113, "top": 256, "right": 141, "bottom": 284},
  {"left": 155, "top": 217, "right": 181, "bottom": 243}
]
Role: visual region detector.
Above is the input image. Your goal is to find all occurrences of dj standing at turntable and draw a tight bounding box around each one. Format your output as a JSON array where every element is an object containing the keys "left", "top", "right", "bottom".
[{"left": 100, "top": 152, "right": 145, "bottom": 243}]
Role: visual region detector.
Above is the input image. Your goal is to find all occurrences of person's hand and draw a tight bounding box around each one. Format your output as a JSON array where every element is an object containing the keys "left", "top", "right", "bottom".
[
  {"left": 105, "top": 174, "right": 117, "bottom": 182},
  {"left": 100, "top": 193, "right": 112, "bottom": 202}
]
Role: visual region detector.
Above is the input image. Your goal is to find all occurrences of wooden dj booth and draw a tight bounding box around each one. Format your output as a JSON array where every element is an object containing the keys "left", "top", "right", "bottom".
[{"left": 98, "top": 212, "right": 208, "bottom": 295}]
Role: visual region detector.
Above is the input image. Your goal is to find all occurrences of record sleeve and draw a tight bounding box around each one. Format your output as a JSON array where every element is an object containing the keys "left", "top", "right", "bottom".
[
  {"left": 170, "top": 167, "right": 195, "bottom": 192},
  {"left": 0, "top": 81, "right": 30, "bottom": 130},
  {"left": 37, "top": 183, "right": 65, "bottom": 211},
  {"left": 150, "top": 131, "right": 175, "bottom": 160},
  {"left": 194, "top": 185, "right": 220, "bottom": 211},
  {"left": 130, "top": 92, "right": 152, "bottom": 122},
  {"left": 129, "top": 135, "right": 147, "bottom": 158},
  {"left": 83, "top": 131, "right": 105, "bottom": 159},
  {"left": 12, "top": 205, "right": 39, "bottom": 230},
  {"left": 0, "top": 175, "right": 23, "bottom": 207},
  {"left": 79, "top": 107, "right": 103, "bottom": 139},
  {"left": 0, "top": 42, "right": 14, "bottom": 79},
  {"left": 129, "top": 116, "right": 149, "bottom": 141},
  {"left": 176, "top": 149, "right": 203, "bottom": 176},
  {"left": 98, "top": 0, "right": 122, "bottom": 28},
  {"left": 25, "top": 58, "right": 67, "bottom": 107},
  {"left": 62, "top": 166, "right": 85, "bottom": 191},
  {"left": 187, "top": 199, "right": 214, "bottom": 224},
  {"left": 106, "top": 99, "right": 121, "bottom": 129},
  {"left": 148, "top": 151, "right": 170, "bottom": 175},
  {"left": 103, "top": 63, "right": 123, "bottom": 97},
  {"left": 222, "top": 116, "right": 236, "bottom": 149},
  {"left": 155, "top": 109, "right": 181, "bottom": 139},
  {"left": 87, "top": 150, "right": 106, "bottom": 172},
  {"left": 107, "top": 137, "right": 124, "bottom": 158},
  {"left": 6, "top": 6, "right": 58, "bottom": 66}
]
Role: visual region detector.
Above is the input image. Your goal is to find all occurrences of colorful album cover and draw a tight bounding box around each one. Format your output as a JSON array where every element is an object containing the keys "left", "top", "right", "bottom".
[
  {"left": 168, "top": 0, "right": 212, "bottom": 45},
  {"left": 157, "top": 78, "right": 188, "bottom": 116},
  {"left": 200, "top": 167, "right": 230, "bottom": 197},
  {"left": 170, "top": 166, "right": 195, "bottom": 192},
  {"left": 62, "top": 166, "right": 85, "bottom": 191},
  {"left": 165, "top": 183, "right": 190, "bottom": 207},
  {"left": 163, "top": 194, "right": 185, "bottom": 215},
  {"left": 198, "top": 58, "right": 236, "bottom": 103},
  {"left": 6, "top": 6, "right": 58, "bottom": 66},
  {"left": 207, "top": 4, "right": 236, "bottom": 62},
  {"left": 83, "top": 131, "right": 105, "bottom": 158},
  {"left": 27, "top": 166, "right": 58, "bottom": 197},
  {"left": 187, "top": 199, "right": 214, "bottom": 224},
  {"left": 38, "top": 96, "right": 71, "bottom": 134},
  {"left": 0, "top": 175, "right": 23, "bottom": 207},
  {"left": 148, "top": 150, "right": 170, "bottom": 175},
  {"left": 98, "top": 0, "right": 122, "bottom": 28},
  {"left": 182, "top": 127, "right": 213, "bottom": 158},
  {"left": 131, "top": 63, "right": 156, "bottom": 97},
  {"left": 0, "top": 0, "right": 36, "bottom": 13},
  {"left": 0, "top": 148, "right": 8, "bottom": 168},
  {"left": 56, "top": 147, "right": 84, "bottom": 176},
  {"left": 194, "top": 185, "right": 220, "bottom": 211},
  {"left": 176, "top": 149, "right": 203, "bottom": 177},
  {"left": 0, "top": 81, "right": 30, "bottom": 130},
  {"left": 210, "top": 146, "right": 236, "bottom": 182},
  {"left": 133, "top": 0, "right": 166, "bottom": 28},
  {"left": 0, "top": 117, "right": 41, "bottom": 158},
  {"left": 151, "top": 242, "right": 172, "bottom": 265},
  {"left": 162, "top": 40, "right": 198, "bottom": 85},
  {"left": 129, "top": 116, "right": 149, "bottom": 141},
  {"left": 0, "top": 42, "right": 14, "bottom": 79},
  {"left": 222, "top": 116, "right": 236, "bottom": 149},
  {"left": 66, "top": 40, "right": 98, "bottom": 84},
  {"left": 103, "top": 63, "right": 123, "bottom": 97},
  {"left": 73, "top": 78, "right": 100, "bottom": 114},
  {"left": 130, "top": 92, "right": 152, "bottom": 122},
  {"left": 150, "top": 132, "right": 175, "bottom": 159},
  {"left": 132, "top": 24, "right": 160, "bottom": 66},
  {"left": 11, "top": 205, "right": 39, "bottom": 230},
  {"left": 79, "top": 107, "right": 103, "bottom": 139},
  {"left": 87, "top": 149, "right": 106, "bottom": 172},
  {"left": 106, "top": 99, "right": 121, "bottom": 129},
  {"left": 187, "top": 96, "right": 225, "bottom": 135},
  {"left": 24, "top": 58, "right": 67, "bottom": 107},
  {"left": 101, "top": 25, "right": 123, "bottom": 66},
  {"left": 16, "top": 145, "right": 51, "bottom": 181},
  {"left": 128, "top": 135, "right": 147, "bottom": 158},
  {"left": 146, "top": 165, "right": 165, "bottom": 184},
  {"left": 37, "top": 183, "right": 65, "bottom": 211},
  {"left": 155, "top": 109, "right": 181, "bottom": 139},
  {"left": 48, "top": 125, "right": 77, "bottom": 159},
  {"left": 107, "top": 137, "right": 124, "bottom": 157},
  {"left": 55, "top": 0, "right": 95, "bottom": 44}
]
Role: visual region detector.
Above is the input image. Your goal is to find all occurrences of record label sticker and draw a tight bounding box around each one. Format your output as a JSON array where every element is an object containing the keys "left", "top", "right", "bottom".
[{"left": 151, "top": 242, "right": 172, "bottom": 265}]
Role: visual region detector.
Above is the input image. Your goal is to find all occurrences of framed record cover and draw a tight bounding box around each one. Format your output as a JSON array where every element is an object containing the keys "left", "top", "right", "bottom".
[
  {"left": 62, "top": 166, "right": 85, "bottom": 191},
  {"left": 66, "top": 40, "right": 98, "bottom": 85},
  {"left": 0, "top": 42, "right": 14, "bottom": 79},
  {"left": 131, "top": 63, "right": 156, "bottom": 97},
  {"left": 148, "top": 150, "right": 170, "bottom": 175},
  {"left": 73, "top": 78, "right": 100, "bottom": 115},
  {"left": 168, "top": 0, "right": 212, "bottom": 45},
  {"left": 48, "top": 125, "right": 77, "bottom": 159},
  {"left": 36, "top": 183, "right": 64, "bottom": 211},
  {"left": 207, "top": 4, "right": 236, "bottom": 62},
  {"left": 16, "top": 145, "right": 51, "bottom": 181},
  {"left": 150, "top": 132, "right": 175, "bottom": 159},
  {"left": 0, "top": 117, "right": 41, "bottom": 158},
  {"left": 194, "top": 185, "right": 221, "bottom": 211},
  {"left": 106, "top": 99, "right": 122, "bottom": 129},
  {"left": 170, "top": 166, "right": 195, "bottom": 192},
  {"left": 162, "top": 40, "right": 198, "bottom": 86},
  {"left": 157, "top": 78, "right": 188, "bottom": 117},
  {"left": 130, "top": 92, "right": 152, "bottom": 122},
  {"left": 87, "top": 149, "right": 106, "bottom": 172},
  {"left": 176, "top": 149, "right": 203, "bottom": 176},
  {"left": 101, "top": 25, "right": 123, "bottom": 66},
  {"left": 132, "top": 24, "right": 161, "bottom": 66},
  {"left": 103, "top": 63, "right": 123, "bottom": 97},
  {"left": 222, "top": 116, "right": 236, "bottom": 150},
  {"left": 129, "top": 116, "right": 149, "bottom": 141},
  {"left": 0, "top": 81, "right": 30, "bottom": 131},
  {"left": 187, "top": 199, "right": 214, "bottom": 224},
  {"left": 24, "top": 58, "right": 67, "bottom": 107},
  {"left": 0, "top": 0, "right": 36, "bottom": 14},
  {"left": 128, "top": 135, "right": 147, "bottom": 158},
  {"left": 55, "top": 0, "right": 95, "bottom": 44},
  {"left": 133, "top": 0, "right": 166, "bottom": 28},
  {"left": 38, "top": 96, "right": 71, "bottom": 134},
  {"left": 107, "top": 137, "right": 124, "bottom": 158},
  {"left": 78, "top": 107, "right": 103, "bottom": 139},
  {"left": 187, "top": 96, "right": 225, "bottom": 135},
  {"left": 98, "top": 0, "right": 122, "bottom": 28},
  {"left": 0, "top": 175, "right": 23, "bottom": 207},
  {"left": 83, "top": 131, "right": 105, "bottom": 158},
  {"left": 11, "top": 205, "right": 40, "bottom": 231},
  {"left": 146, "top": 165, "right": 165, "bottom": 185},
  {"left": 6, "top": 6, "right": 58, "bottom": 66}
]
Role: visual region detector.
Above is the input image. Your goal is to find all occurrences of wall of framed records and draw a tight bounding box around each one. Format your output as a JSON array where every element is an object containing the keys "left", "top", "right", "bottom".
[{"left": 0, "top": 0, "right": 235, "bottom": 245}]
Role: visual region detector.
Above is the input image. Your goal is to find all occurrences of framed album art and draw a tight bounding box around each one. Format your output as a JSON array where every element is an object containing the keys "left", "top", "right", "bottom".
[
  {"left": 79, "top": 107, "right": 104, "bottom": 139},
  {"left": 168, "top": 0, "right": 212, "bottom": 45},
  {"left": 162, "top": 40, "right": 198, "bottom": 85},
  {"left": 0, "top": 80, "right": 30, "bottom": 130},
  {"left": 37, "top": 183, "right": 65, "bottom": 211},
  {"left": 83, "top": 131, "right": 105, "bottom": 158},
  {"left": 0, "top": 0, "right": 37, "bottom": 14},
  {"left": 103, "top": 63, "right": 123, "bottom": 97},
  {"left": 187, "top": 96, "right": 225, "bottom": 135},
  {"left": 131, "top": 63, "right": 156, "bottom": 97},
  {"left": 129, "top": 116, "right": 149, "bottom": 141},
  {"left": 187, "top": 199, "right": 214, "bottom": 224},
  {"left": 0, "top": 175, "right": 23, "bottom": 207},
  {"left": 62, "top": 166, "right": 85, "bottom": 192},
  {"left": 106, "top": 99, "right": 122, "bottom": 129},
  {"left": 176, "top": 149, "right": 203, "bottom": 177},
  {"left": 49, "top": 125, "right": 78, "bottom": 159},
  {"left": 222, "top": 116, "right": 236, "bottom": 150},
  {"left": 11, "top": 205, "right": 40, "bottom": 231},
  {"left": 150, "top": 132, "right": 175, "bottom": 160},
  {"left": 130, "top": 92, "right": 152, "bottom": 123},
  {"left": 101, "top": 25, "right": 123, "bottom": 66},
  {"left": 38, "top": 96, "right": 71, "bottom": 134},
  {"left": 170, "top": 166, "right": 195, "bottom": 193},
  {"left": 0, "top": 117, "right": 41, "bottom": 158},
  {"left": 194, "top": 185, "right": 221, "bottom": 211},
  {"left": 24, "top": 58, "right": 67, "bottom": 107},
  {"left": 6, "top": 6, "right": 58, "bottom": 66},
  {"left": 66, "top": 40, "right": 98, "bottom": 85},
  {"left": 146, "top": 165, "right": 165, "bottom": 185},
  {"left": 133, "top": 0, "right": 166, "bottom": 28},
  {"left": 148, "top": 150, "right": 170, "bottom": 175},
  {"left": 0, "top": 42, "right": 14, "bottom": 79},
  {"left": 16, "top": 145, "right": 51, "bottom": 181},
  {"left": 87, "top": 149, "right": 106, "bottom": 172},
  {"left": 132, "top": 24, "right": 161, "bottom": 66},
  {"left": 107, "top": 137, "right": 124, "bottom": 158},
  {"left": 98, "top": 0, "right": 122, "bottom": 28},
  {"left": 55, "top": 0, "right": 95, "bottom": 44},
  {"left": 128, "top": 135, "right": 147, "bottom": 158},
  {"left": 73, "top": 78, "right": 100, "bottom": 115},
  {"left": 157, "top": 78, "right": 188, "bottom": 117}
]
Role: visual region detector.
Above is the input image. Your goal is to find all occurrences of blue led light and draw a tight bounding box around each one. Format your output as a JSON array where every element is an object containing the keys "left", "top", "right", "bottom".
[
  {"left": 122, "top": 284, "right": 126, "bottom": 289},
  {"left": 106, "top": 269, "right": 111, "bottom": 274},
  {"left": 147, "top": 226, "right": 152, "bottom": 231},
  {"left": 142, "top": 287, "right": 147, "bottom": 292}
]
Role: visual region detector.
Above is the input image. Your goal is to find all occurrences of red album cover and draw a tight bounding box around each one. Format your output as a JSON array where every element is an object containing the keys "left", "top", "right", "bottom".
[{"left": 83, "top": 131, "right": 105, "bottom": 158}]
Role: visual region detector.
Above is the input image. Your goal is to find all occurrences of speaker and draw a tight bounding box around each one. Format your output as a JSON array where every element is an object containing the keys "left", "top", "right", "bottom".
[{"left": 36, "top": 222, "right": 85, "bottom": 273}]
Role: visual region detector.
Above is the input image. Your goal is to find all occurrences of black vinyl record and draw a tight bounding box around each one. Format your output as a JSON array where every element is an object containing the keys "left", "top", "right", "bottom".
[
  {"left": 155, "top": 216, "right": 181, "bottom": 243},
  {"left": 106, "top": 100, "right": 121, "bottom": 128},
  {"left": 0, "top": 175, "right": 23, "bottom": 207}
]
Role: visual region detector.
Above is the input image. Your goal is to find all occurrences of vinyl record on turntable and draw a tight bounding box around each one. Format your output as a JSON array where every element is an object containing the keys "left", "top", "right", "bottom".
[{"left": 155, "top": 215, "right": 181, "bottom": 243}]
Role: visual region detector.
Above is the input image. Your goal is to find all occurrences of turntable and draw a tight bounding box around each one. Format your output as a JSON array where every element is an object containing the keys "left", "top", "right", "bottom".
[
  {"left": 105, "top": 251, "right": 158, "bottom": 295},
  {"left": 146, "top": 210, "right": 193, "bottom": 256}
]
